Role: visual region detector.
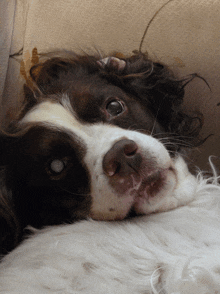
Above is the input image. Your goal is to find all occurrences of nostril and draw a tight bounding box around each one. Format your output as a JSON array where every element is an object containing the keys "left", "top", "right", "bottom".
[
  {"left": 123, "top": 141, "right": 138, "bottom": 157},
  {"left": 102, "top": 139, "right": 141, "bottom": 177},
  {"left": 105, "top": 161, "right": 121, "bottom": 177}
]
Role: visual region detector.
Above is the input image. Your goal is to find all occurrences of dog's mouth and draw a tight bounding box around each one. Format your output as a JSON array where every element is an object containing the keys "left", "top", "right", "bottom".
[
  {"left": 126, "top": 166, "right": 176, "bottom": 217},
  {"left": 91, "top": 137, "right": 177, "bottom": 221},
  {"left": 129, "top": 170, "right": 165, "bottom": 205},
  {"left": 136, "top": 171, "right": 164, "bottom": 199},
  {"left": 90, "top": 165, "right": 176, "bottom": 221}
]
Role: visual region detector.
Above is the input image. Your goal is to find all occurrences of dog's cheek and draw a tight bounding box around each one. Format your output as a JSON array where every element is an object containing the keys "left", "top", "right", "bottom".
[{"left": 89, "top": 185, "right": 133, "bottom": 221}]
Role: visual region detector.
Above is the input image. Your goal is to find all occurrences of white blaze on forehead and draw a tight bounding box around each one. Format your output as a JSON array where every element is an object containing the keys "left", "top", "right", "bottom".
[{"left": 21, "top": 100, "right": 82, "bottom": 132}]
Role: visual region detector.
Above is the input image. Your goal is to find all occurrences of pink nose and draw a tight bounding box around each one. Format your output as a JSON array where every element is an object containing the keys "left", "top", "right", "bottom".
[{"left": 102, "top": 139, "right": 142, "bottom": 177}]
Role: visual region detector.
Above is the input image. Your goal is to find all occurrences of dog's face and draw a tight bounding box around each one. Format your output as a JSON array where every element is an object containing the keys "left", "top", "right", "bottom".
[
  {"left": 19, "top": 99, "right": 176, "bottom": 223},
  {"left": 0, "top": 53, "right": 199, "bottom": 230}
]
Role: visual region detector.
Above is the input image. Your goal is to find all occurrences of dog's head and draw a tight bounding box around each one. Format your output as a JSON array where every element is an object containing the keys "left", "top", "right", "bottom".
[{"left": 0, "top": 52, "right": 200, "bottom": 252}]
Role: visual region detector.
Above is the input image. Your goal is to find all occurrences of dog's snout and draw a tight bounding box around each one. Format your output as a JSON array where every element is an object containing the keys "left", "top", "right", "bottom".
[{"left": 102, "top": 139, "right": 142, "bottom": 177}]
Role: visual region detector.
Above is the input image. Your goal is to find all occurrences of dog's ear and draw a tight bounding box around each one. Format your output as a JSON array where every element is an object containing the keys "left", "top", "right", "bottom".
[
  {"left": 0, "top": 131, "right": 18, "bottom": 166},
  {"left": 0, "top": 187, "right": 20, "bottom": 256},
  {"left": 0, "top": 132, "right": 21, "bottom": 256},
  {"left": 27, "top": 58, "right": 73, "bottom": 96},
  {"left": 98, "top": 53, "right": 184, "bottom": 125},
  {"left": 25, "top": 54, "right": 99, "bottom": 98},
  {"left": 21, "top": 57, "right": 76, "bottom": 112},
  {"left": 123, "top": 54, "right": 185, "bottom": 126}
]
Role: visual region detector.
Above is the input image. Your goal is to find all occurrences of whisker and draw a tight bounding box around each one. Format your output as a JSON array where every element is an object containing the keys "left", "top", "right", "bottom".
[
  {"left": 157, "top": 135, "right": 194, "bottom": 146},
  {"left": 150, "top": 106, "right": 163, "bottom": 136},
  {"left": 161, "top": 141, "right": 189, "bottom": 147},
  {"left": 159, "top": 138, "right": 193, "bottom": 146}
]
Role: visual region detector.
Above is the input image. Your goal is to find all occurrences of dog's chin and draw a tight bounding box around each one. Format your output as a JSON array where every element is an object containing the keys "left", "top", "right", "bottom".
[{"left": 90, "top": 166, "right": 177, "bottom": 221}]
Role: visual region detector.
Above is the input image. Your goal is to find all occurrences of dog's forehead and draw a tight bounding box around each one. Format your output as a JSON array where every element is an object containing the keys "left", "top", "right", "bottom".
[
  {"left": 21, "top": 99, "right": 82, "bottom": 132},
  {"left": 20, "top": 96, "right": 122, "bottom": 144}
]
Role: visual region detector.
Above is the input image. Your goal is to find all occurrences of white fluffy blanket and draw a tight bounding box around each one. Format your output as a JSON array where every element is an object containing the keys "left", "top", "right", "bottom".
[{"left": 0, "top": 169, "right": 220, "bottom": 294}]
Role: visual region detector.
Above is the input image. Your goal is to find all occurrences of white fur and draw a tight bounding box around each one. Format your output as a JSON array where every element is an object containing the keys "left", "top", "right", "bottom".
[{"left": 0, "top": 169, "right": 220, "bottom": 293}]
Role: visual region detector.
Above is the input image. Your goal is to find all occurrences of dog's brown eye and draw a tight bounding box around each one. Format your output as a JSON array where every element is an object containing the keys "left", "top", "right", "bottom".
[
  {"left": 50, "top": 159, "right": 65, "bottom": 174},
  {"left": 106, "top": 100, "right": 124, "bottom": 116}
]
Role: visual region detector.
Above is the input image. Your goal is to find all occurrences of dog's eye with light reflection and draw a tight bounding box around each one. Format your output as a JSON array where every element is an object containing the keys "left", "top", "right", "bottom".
[
  {"left": 50, "top": 159, "right": 66, "bottom": 174},
  {"left": 106, "top": 99, "right": 124, "bottom": 116}
]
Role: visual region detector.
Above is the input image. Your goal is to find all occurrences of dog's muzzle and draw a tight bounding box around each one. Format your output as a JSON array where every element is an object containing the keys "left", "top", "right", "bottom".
[{"left": 102, "top": 138, "right": 159, "bottom": 196}]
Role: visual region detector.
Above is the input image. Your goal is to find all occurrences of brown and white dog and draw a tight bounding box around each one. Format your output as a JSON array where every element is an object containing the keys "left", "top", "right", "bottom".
[
  {"left": 1, "top": 52, "right": 220, "bottom": 293},
  {"left": 0, "top": 52, "right": 202, "bottom": 254},
  {"left": 0, "top": 52, "right": 203, "bottom": 253}
]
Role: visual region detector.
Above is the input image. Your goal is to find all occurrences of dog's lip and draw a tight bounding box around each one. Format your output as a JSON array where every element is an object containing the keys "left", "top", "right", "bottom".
[
  {"left": 131, "top": 169, "right": 167, "bottom": 203},
  {"left": 139, "top": 171, "right": 164, "bottom": 196}
]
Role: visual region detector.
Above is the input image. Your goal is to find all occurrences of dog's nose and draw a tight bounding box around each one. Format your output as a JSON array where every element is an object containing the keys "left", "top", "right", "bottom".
[{"left": 103, "top": 139, "right": 142, "bottom": 177}]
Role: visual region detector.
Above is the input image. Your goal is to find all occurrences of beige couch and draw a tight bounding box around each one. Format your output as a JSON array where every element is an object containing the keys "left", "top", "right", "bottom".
[{"left": 0, "top": 0, "right": 219, "bottom": 171}]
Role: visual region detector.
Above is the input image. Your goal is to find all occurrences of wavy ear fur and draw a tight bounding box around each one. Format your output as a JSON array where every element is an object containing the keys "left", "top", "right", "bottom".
[
  {"left": 99, "top": 53, "right": 203, "bottom": 144},
  {"left": 27, "top": 54, "right": 100, "bottom": 96},
  {"left": 0, "top": 133, "right": 21, "bottom": 257},
  {"left": 0, "top": 185, "right": 20, "bottom": 256}
]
